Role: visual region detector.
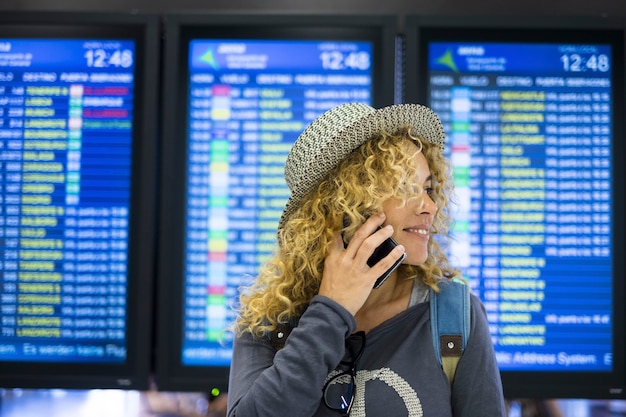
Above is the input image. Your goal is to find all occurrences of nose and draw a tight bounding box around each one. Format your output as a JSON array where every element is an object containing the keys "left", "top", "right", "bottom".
[{"left": 418, "top": 192, "right": 438, "bottom": 214}]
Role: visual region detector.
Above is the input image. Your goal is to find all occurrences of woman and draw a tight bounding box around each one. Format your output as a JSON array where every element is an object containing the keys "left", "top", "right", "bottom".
[{"left": 227, "top": 103, "right": 505, "bottom": 416}]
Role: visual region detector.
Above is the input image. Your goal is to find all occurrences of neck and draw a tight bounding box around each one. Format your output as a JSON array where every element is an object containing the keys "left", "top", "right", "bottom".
[{"left": 354, "top": 273, "right": 414, "bottom": 333}]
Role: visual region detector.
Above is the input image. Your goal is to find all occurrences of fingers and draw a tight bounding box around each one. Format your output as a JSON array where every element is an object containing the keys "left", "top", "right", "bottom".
[
  {"left": 320, "top": 213, "right": 406, "bottom": 314},
  {"left": 363, "top": 226, "right": 406, "bottom": 277},
  {"left": 345, "top": 213, "right": 406, "bottom": 280},
  {"left": 344, "top": 213, "right": 386, "bottom": 255}
]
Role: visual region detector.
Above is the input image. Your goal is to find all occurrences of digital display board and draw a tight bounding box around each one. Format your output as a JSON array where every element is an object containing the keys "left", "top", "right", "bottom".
[
  {"left": 0, "top": 38, "right": 134, "bottom": 363},
  {"left": 156, "top": 14, "right": 397, "bottom": 392},
  {"left": 184, "top": 39, "right": 372, "bottom": 366},
  {"left": 405, "top": 17, "right": 625, "bottom": 399},
  {"left": 0, "top": 12, "right": 159, "bottom": 389},
  {"left": 430, "top": 40, "right": 613, "bottom": 373}
]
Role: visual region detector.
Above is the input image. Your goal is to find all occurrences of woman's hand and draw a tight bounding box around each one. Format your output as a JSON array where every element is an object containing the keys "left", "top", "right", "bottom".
[{"left": 318, "top": 213, "right": 406, "bottom": 315}]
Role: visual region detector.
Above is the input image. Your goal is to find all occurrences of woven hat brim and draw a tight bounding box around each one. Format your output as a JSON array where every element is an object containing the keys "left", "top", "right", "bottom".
[{"left": 278, "top": 103, "right": 445, "bottom": 233}]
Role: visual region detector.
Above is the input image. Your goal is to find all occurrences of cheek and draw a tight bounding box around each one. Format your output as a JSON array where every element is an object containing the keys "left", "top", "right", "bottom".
[{"left": 382, "top": 199, "right": 407, "bottom": 218}]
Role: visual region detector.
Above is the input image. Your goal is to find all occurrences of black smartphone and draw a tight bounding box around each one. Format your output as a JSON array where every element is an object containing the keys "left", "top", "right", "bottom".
[{"left": 367, "top": 227, "right": 406, "bottom": 289}]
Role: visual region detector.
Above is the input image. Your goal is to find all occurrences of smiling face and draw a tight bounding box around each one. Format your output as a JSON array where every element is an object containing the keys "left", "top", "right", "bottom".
[{"left": 382, "top": 151, "right": 437, "bottom": 266}]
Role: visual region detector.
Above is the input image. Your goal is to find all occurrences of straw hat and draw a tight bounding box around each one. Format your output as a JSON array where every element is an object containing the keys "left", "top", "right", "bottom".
[{"left": 278, "top": 102, "right": 446, "bottom": 231}]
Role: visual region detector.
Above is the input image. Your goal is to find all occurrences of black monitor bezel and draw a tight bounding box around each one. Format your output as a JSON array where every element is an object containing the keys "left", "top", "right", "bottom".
[
  {"left": 0, "top": 11, "right": 160, "bottom": 390},
  {"left": 155, "top": 12, "right": 398, "bottom": 393},
  {"left": 404, "top": 15, "right": 625, "bottom": 399}
]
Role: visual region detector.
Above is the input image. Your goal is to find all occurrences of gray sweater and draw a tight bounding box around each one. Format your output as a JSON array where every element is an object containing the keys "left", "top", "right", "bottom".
[{"left": 227, "top": 288, "right": 505, "bottom": 417}]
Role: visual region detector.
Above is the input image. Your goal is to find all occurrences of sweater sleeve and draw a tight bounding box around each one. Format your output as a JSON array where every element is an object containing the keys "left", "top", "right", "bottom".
[
  {"left": 226, "top": 295, "right": 357, "bottom": 417},
  {"left": 451, "top": 294, "right": 506, "bottom": 417}
]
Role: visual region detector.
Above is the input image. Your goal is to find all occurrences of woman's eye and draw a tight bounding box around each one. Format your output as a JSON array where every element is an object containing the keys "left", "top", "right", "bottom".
[{"left": 425, "top": 187, "right": 434, "bottom": 196}]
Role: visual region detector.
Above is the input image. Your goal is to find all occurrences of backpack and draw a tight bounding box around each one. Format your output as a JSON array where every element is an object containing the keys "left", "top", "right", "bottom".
[
  {"left": 429, "top": 279, "right": 471, "bottom": 384},
  {"left": 268, "top": 279, "right": 471, "bottom": 385}
]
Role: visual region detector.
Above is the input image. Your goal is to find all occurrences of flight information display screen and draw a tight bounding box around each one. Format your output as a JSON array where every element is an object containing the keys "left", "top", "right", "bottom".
[
  {"left": 181, "top": 39, "right": 373, "bottom": 366},
  {"left": 0, "top": 38, "right": 135, "bottom": 363},
  {"left": 426, "top": 41, "right": 613, "bottom": 372}
]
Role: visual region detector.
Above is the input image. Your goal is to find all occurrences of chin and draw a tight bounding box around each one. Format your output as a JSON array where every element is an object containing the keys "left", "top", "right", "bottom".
[{"left": 405, "top": 254, "right": 428, "bottom": 266}]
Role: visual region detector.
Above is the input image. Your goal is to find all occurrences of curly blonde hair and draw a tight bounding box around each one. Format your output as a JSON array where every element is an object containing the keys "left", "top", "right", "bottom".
[{"left": 235, "top": 127, "right": 459, "bottom": 337}]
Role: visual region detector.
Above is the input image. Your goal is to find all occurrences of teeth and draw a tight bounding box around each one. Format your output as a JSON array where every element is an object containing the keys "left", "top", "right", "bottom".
[{"left": 407, "top": 228, "right": 428, "bottom": 235}]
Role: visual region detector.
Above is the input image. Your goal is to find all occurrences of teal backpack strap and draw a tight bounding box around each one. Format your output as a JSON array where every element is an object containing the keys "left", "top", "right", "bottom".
[{"left": 429, "top": 279, "right": 471, "bottom": 384}]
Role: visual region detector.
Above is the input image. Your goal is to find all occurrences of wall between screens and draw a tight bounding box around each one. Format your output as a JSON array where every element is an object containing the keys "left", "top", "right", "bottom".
[{"left": 3, "top": 0, "right": 626, "bottom": 23}]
